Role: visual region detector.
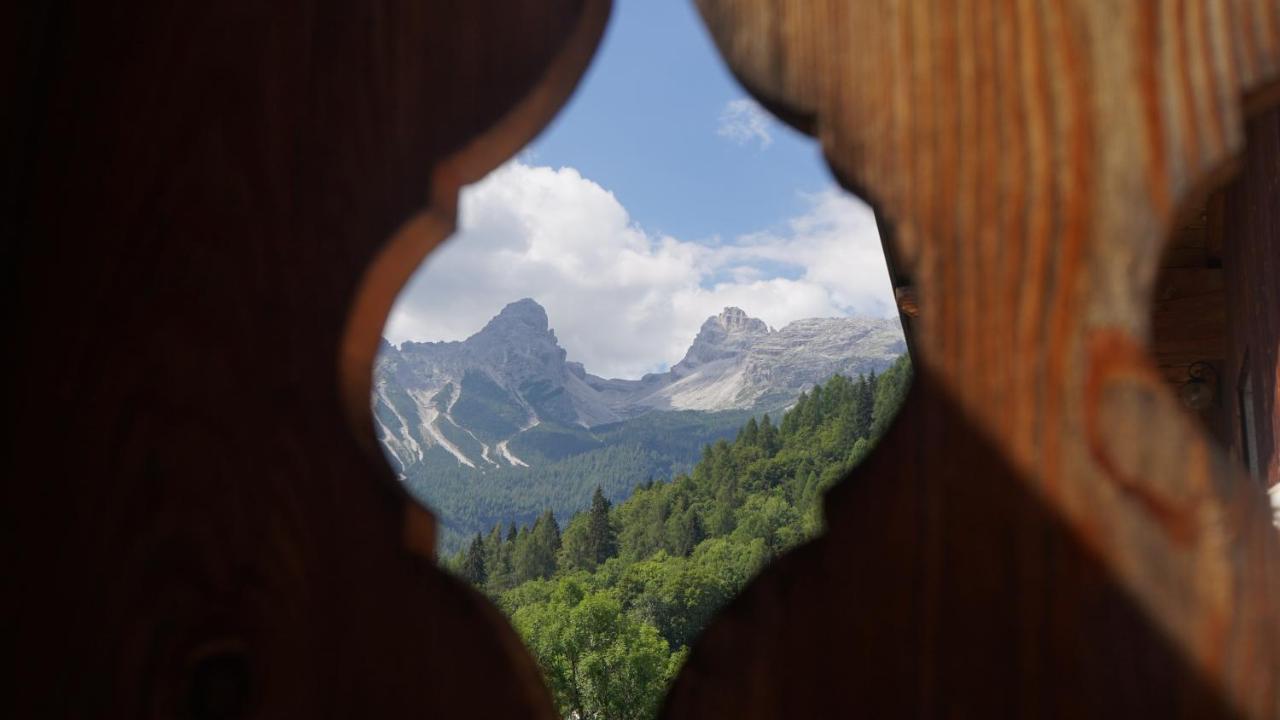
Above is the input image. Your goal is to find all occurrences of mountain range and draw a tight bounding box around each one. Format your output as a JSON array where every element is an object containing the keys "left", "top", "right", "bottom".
[{"left": 373, "top": 299, "right": 905, "bottom": 474}]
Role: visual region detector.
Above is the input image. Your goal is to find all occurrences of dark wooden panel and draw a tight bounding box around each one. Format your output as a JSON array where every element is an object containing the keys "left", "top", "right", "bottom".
[
  {"left": 1223, "top": 105, "right": 1280, "bottom": 488},
  {"left": 5, "top": 1, "right": 608, "bottom": 717},
  {"left": 1150, "top": 296, "right": 1226, "bottom": 366}
]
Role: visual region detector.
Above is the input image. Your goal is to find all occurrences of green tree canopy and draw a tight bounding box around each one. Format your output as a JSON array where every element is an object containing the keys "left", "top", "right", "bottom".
[{"left": 446, "top": 357, "right": 913, "bottom": 720}]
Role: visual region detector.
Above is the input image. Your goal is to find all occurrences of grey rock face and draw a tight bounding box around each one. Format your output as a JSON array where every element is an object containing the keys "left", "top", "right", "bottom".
[
  {"left": 670, "top": 307, "right": 771, "bottom": 376},
  {"left": 374, "top": 299, "right": 906, "bottom": 471},
  {"left": 580, "top": 309, "right": 904, "bottom": 414}
]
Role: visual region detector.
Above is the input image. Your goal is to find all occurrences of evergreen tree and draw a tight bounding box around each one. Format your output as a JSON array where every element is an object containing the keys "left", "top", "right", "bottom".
[
  {"left": 461, "top": 533, "right": 487, "bottom": 586},
  {"left": 805, "top": 385, "right": 824, "bottom": 429},
  {"left": 871, "top": 355, "right": 912, "bottom": 438},
  {"left": 483, "top": 522, "right": 512, "bottom": 593},
  {"left": 853, "top": 374, "right": 874, "bottom": 438},
  {"left": 759, "top": 413, "right": 779, "bottom": 455},
  {"left": 511, "top": 512, "right": 561, "bottom": 583},
  {"left": 780, "top": 393, "right": 802, "bottom": 436},
  {"left": 484, "top": 522, "right": 503, "bottom": 566},
  {"left": 512, "top": 525, "right": 536, "bottom": 584},
  {"left": 587, "top": 485, "right": 618, "bottom": 564},
  {"left": 738, "top": 417, "right": 760, "bottom": 447},
  {"left": 450, "top": 358, "right": 915, "bottom": 720}
]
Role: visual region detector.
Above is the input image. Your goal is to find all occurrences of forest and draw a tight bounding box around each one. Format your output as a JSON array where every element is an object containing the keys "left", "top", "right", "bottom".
[
  {"left": 442, "top": 355, "right": 912, "bottom": 719},
  {"left": 405, "top": 407, "right": 759, "bottom": 554}
]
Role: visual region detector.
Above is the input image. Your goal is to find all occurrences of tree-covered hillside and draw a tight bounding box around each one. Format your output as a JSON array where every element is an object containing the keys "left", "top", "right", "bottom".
[
  {"left": 405, "top": 408, "right": 762, "bottom": 554},
  {"left": 444, "top": 355, "right": 912, "bottom": 719}
]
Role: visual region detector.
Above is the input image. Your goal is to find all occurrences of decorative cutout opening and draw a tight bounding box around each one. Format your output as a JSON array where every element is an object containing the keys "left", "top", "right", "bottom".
[{"left": 372, "top": 3, "right": 911, "bottom": 716}]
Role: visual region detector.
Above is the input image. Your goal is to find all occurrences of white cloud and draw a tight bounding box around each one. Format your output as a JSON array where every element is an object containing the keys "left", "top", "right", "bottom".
[
  {"left": 383, "top": 161, "right": 895, "bottom": 379},
  {"left": 715, "top": 98, "right": 774, "bottom": 149}
]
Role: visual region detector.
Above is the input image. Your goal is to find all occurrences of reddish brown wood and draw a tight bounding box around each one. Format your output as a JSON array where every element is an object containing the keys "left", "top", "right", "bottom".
[
  {"left": 5, "top": 2, "right": 608, "bottom": 717},
  {"left": 667, "top": 1, "right": 1280, "bottom": 717},
  {"left": 894, "top": 285, "right": 920, "bottom": 318}
]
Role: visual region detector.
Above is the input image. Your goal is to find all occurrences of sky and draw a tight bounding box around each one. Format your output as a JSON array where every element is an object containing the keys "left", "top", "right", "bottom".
[{"left": 383, "top": 0, "right": 895, "bottom": 380}]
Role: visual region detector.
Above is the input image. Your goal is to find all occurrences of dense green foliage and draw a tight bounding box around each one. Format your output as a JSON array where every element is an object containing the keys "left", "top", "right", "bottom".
[
  {"left": 444, "top": 356, "right": 912, "bottom": 719},
  {"left": 406, "top": 408, "right": 761, "bottom": 554}
]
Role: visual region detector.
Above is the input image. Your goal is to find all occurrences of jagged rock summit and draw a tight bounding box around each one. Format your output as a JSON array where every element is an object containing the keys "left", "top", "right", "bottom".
[
  {"left": 374, "top": 299, "right": 905, "bottom": 472},
  {"left": 672, "top": 307, "right": 771, "bottom": 375}
]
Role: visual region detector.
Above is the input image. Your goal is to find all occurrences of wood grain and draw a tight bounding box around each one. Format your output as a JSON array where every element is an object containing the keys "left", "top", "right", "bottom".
[
  {"left": 666, "top": 1, "right": 1280, "bottom": 717},
  {"left": 7, "top": 2, "right": 1280, "bottom": 717},
  {"left": 5, "top": 1, "right": 608, "bottom": 717}
]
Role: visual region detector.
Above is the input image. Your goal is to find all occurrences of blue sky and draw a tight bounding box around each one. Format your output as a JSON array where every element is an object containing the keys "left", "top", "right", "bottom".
[
  {"left": 385, "top": 0, "right": 895, "bottom": 379},
  {"left": 526, "top": 0, "right": 831, "bottom": 241}
]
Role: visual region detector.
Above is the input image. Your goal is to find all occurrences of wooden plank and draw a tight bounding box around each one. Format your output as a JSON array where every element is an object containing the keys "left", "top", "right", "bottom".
[
  {"left": 667, "top": 1, "right": 1280, "bottom": 717},
  {"left": 6, "top": 2, "right": 609, "bottom": 717},
  {"left": 1154, "top": 268, "right": 1226, "bottom": 300},
  {"left": 1150, "top": 281, "right": 1226, "bottom": 367},
  {"left": 1150, "top": 268, "right": 1226, "bottom": 380}
]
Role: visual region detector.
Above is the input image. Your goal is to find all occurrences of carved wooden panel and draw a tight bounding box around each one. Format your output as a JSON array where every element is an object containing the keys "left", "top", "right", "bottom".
[
  {"left": 664, "top": 1, "right": 1280, "bottom": 717},
  {"left": 7, "top": 1, "right": 607, "bottom": 717},
  {"left": 7, "top": 1, "right": 1280, "bottom": 718}
]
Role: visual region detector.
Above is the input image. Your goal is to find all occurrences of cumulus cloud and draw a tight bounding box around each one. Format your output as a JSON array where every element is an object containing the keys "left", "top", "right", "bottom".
[
  {"left": 383, "top": 161, "right": 895, "bottom": 379},
  {"left": 715, "top": 98, "right": 774, "bottom": 149}
]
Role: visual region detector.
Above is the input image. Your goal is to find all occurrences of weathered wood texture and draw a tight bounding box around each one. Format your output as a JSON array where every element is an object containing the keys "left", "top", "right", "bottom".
[
  {"left": 1223, "top": 105, "right": 1280, "bottom": 488},
  {"left": 667, "top": 1, "right": 1280, "bottom": 718},
  {"left": 5, "top": 1, "right": 608, "bottom": 717}
]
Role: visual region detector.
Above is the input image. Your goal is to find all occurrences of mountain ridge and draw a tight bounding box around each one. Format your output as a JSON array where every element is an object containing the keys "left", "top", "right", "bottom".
[{"left": 374, "top": 299, "right": 905, "bottom": 473}]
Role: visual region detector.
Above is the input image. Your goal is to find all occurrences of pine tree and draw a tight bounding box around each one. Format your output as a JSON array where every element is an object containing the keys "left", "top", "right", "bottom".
[
  {"left": 511, "top": 525, "right": 533, "bottom": 584},
  {"left": 782, "top": 393, "right": 804, "bottom": 436},
  {"left": 759, "top": 413, "right": 779, "bottom": 456},
  {"left": 854, "top": 374, "right": 874, "bottom": 438},
  {"left": 526, "top": 510, "right": 561, "bottom": 580},
  {"left": 803, "top": 385, "right": 824, "bottom": 429},
  {"left": 738, "top": 417, "right": 760, "bottom": 447},
  {"left": 485, "top": 522, "right": 504, "bottom": 564},
  {"left": 587, "top": 485, "right": 617, "bottom": 564},
  {"left": 483, "top": 522, "right": 509, "bottom": 592},
  {"left": 514, "top": 521, "right": 562, "bottom": 584},
  {"left": 870, "top": 355, "right": 911, "bottom": 438},
  {"left": 461, "top": 533, "right": 487, "bottom": 585}
]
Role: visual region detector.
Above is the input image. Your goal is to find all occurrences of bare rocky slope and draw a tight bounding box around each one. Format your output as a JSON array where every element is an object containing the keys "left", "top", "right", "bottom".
[{"left": 373, "top": 299, "right": 905, "bottom": 474}]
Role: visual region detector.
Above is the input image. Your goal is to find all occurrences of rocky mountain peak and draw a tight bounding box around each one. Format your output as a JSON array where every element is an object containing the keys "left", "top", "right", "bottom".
[
  {"left": 465, "top": 298, "right": 566, "bottom": 384},
  {"left": 673, "top": 307, "right": 772, "bottom": 375},
  {"left": 480, "top": 298, "right": 550, "bottom": 335},
  {"left": 711, "top": 306, "right": 770, "bottom": 335},
  {"left": 374, "top": 300, "right": 904, "bottom": 474}
]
